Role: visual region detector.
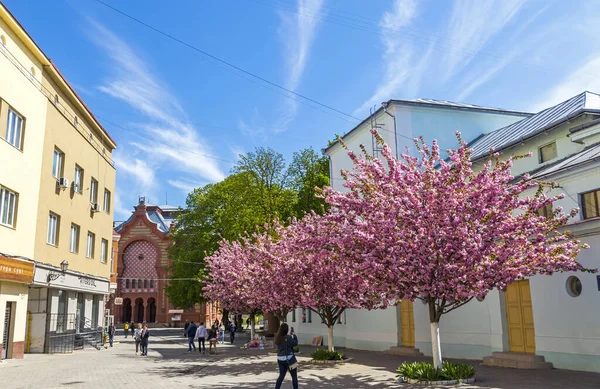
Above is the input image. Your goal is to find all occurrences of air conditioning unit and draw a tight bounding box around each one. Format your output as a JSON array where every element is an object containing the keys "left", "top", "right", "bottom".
[
  {"left": 91, "top": 203, "right": 100, "bottom": 213},
  {"left": 59, "top": 178, "right": 69, "bottom": 189}
]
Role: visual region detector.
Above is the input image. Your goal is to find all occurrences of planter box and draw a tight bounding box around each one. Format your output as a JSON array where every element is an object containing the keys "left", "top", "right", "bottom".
[{"left": 397, "top": 377, "right": 476, "bottom": 385}]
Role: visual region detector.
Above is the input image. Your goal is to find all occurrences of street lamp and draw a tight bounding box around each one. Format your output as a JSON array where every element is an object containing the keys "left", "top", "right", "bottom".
[{"left": 47, "top": 260, "right": 69, "bottom": 282}]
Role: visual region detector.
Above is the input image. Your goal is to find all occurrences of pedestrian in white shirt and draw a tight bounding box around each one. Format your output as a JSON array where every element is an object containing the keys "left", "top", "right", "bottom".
[{"left": 195, "top": 322, "right": 208, "bottom": 354}]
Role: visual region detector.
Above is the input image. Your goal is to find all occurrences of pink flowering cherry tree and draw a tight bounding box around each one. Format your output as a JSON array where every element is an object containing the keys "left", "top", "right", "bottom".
[
  {"left": 323, "top": 130, "right": 592, "bottom": 368},
  {"left": 204, "top": 228, "right": 303, "bottom": 339},
  {"left": 277, "top": 212, "right": 393, "bottom": 352}
]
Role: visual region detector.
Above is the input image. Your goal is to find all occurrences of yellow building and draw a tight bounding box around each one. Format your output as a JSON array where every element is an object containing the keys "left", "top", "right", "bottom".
[{"left": 0, "top": 3, "right": 117, "bottom": 357}]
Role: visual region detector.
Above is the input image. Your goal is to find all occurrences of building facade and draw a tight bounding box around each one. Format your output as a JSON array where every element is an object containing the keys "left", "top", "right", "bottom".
[
  {"left": 292, "top": 92, "right": 600, "bottom": 373},
  {"left": 0, "top": 3, "right": 117, "bottom": 357},
  {"left": 114, "top": 199, "right": 205, "bottom": 326}
]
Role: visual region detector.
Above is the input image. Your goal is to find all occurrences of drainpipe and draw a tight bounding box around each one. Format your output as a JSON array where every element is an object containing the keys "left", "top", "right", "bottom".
[{"left": 382, "top": 102, "right": 399, "bottom": 159}]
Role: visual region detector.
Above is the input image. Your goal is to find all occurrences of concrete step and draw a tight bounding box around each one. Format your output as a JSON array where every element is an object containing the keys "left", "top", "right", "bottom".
[
  {"left": 384, "top": 346, "right": 425, "bottom": 357},
  {"left": 483, "top": 352, "right": 553, "bottom": 369}
]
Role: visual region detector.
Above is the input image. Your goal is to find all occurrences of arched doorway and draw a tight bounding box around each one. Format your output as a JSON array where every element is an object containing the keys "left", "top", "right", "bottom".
[
  {"left": 135, "top": 298, "right": 144, "bottom": 324},
  {"left": 123, "top": 298, "right": 132, "bottom": 323},
  {"left": 147, "top": 298, "right": 157, "bottom": 323}
]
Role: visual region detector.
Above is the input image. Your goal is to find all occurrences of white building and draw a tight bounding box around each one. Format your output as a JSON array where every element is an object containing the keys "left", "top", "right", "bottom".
[{"left": 291, "top": 93, "right": 600, "bottom": 373}]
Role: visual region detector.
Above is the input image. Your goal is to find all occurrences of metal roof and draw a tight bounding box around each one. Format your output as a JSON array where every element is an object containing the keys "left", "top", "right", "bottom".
[
  {"left": 531, "top": 142, "right": 600, "bottom": 179},
  {"left": 113, "top": 206, "right": 175, "bottom": 235},
  {"left": 323, "top": 98, "right": 532, "bottom": 155},
  {"left": 391, "top": 98, "right": 532, "bottom": 116},
  {"left": 469, "top": 91, "right": 600, "bottom": 160}
]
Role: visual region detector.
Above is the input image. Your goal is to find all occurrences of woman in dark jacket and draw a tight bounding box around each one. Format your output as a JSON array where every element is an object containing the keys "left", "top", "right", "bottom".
[{"left": 274, "top": 323, "right": 298, "bottom": 389}]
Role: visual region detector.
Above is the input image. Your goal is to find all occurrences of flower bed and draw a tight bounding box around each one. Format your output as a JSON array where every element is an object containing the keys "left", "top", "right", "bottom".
[
  {"left": 306, "top": 349, "right": 352, "bottom": 364},
  {"left": 396, "top": 361, "right": 475, "bottom": 385}
]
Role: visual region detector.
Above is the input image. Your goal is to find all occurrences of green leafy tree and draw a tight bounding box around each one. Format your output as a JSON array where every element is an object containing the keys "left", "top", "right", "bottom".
[{"left": 286, "top": 147, "right": 330, "bottom": 216}]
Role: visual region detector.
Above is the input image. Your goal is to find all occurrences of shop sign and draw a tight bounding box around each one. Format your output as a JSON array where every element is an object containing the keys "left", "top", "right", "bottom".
[
  {"left": 114, "top": 297, "right": 123, "bottom": 305},
  {"left": 171, "top": 314, "right": 181, "bottom": 321},
  {"left": 0, "top": 255, "right": 34, "bottom": 284}
]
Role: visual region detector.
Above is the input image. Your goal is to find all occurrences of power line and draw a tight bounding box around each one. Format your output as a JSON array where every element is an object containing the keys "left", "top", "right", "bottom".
[{"left": 92, "top": 0, "right": 362, "bottom": 124}]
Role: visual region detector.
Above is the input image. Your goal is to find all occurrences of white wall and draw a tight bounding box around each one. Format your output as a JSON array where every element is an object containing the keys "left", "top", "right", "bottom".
[{"left": 327, "top": 104, "right": 527, "bottom": 192}]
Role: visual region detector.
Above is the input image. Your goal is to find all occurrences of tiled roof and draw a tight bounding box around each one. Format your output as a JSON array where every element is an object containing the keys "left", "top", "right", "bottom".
[
  {"left": 113, "top": 206, "right": 175, "bottom": 235},
  {"left": 531, "top": 142, "right": 600, "bottom": 179},
  {"left": 469, "top": 91, "right": 600, "bottom": 160}
]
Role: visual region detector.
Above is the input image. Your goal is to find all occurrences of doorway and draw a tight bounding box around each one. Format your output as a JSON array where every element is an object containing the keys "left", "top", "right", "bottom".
[
  {"left": 2, "top": 302, "right": 14, "bottom": 359},
  {"left": 400, "top": 300, "right": 415, "bottom": 347},
  {"left": 76, "top": 293, "right": 85, "bottom": 332},
  {"left": 135, "top": 298, "right": 144, "bottom": 323},
  {"left": 505, "top": 280, "right": 536, "bottom": 353},
  {"left": 122, "top": 298, "right": 132, "bottom": 323},
  {"left": 147, "top": 298, "right": 157, "bottom": 323}
]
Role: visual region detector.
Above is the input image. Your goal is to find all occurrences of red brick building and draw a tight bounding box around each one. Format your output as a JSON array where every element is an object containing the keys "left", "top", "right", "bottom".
[{"left": 113, "top": 198, "right": 211, "bottom": 326}]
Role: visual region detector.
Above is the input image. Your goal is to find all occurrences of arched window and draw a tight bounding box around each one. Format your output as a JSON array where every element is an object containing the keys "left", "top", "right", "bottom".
[
  {"left": 138, "top": 279, "right": 142, "bottom": 289},
  {"left": 125, "top": 279, "right": 130, "bottom": 288},
  {"left": 144, "top": 279, "right": 148, "bottom": 289},
  {"left": 132, "top": 279, "right": 136, "bottom": 289},
  {"left": 150, "top": 279, "right": 154, "bottom": 289}
]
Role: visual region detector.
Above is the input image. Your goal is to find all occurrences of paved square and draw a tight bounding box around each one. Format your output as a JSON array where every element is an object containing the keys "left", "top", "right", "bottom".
[{"left": 1, "top": 328, "right": 599, "bottom": 388}]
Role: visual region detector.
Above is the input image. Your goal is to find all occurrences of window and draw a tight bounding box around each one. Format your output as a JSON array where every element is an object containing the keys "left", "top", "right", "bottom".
[
  {"left": 69, "top": 224, "right": 79, "bottom": 253},
  {"left": 144, "top": 279, "right": 148, "bottom": 289},
  {"left": 302, "top": 308, "right": 306, "bottom": 323},
  {"left": 100, "top": 239, "right": 108, "bottom": 263},
  {"left": 6, "top": 108, "right": 24, "bottom": 150},
  {"left": 566, "top": 276, "right": 582, "bottom": 297},
  {"left": 73, "top": 166, "right": 83, "bottom": 194},
  {"left": 538, "top": 203, "right": 553, "bottom": 219},
  {"left": 125, "top": 279, "right": 130, "bottom": 289},
  {"left": 138, "top": 279, "right": 142, "bottom": 289},
  {"left": 90, "top": 178, "right": 98, "bottom": 204},
  {"left": 47, "top": 213, "right": 59, "bottom": 246},
  {"left": 292, "top": 309, "right": 296, "bottom": 322},
  {"left": 103, "top": 189, "right": 111, "bottom": 213},
  {"left": 150, "top": 279, "right": 154, "bottom": 289},
  {"left": 52, "top": 148, "right": 64, "bottom": 179},
  {"left": 308, "top": 309, "right": 312, "bottom": 323},
  {"left": 582, "top": 189, "right": 600, "bottom": 219},
  {"left": 92, "top": 295, "right": 99, "bottom": 327},
  {"left": 132, "top": 279, "right": 136, "bottom": 289},
  {"left": 0, "top": 186, "right": 17, "bottom": 227},
  {"left": 539, "top": 142, "right": 557, "bottom": 163},
  {"left": 86, "top": 232, "right": 95, "bottom": 258}
]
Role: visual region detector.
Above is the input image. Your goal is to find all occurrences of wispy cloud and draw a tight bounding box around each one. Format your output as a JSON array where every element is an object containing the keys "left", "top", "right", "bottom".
[
  {"left": 355, "top": 0, "right": 420, "bottom": 115},
  {"left": 87, "top": 20, "right": 225, "bottom": 204},
  {"left": 443, "top": 0, "right": 526, "bottom": 81},
  {"left": 531, "top": 55, "right": 600, "bottom": 112},
  {"left": 274, "top": 0, "right": 325, "bottom": 132},
  {"left": 167, "top": 179, "right": 200, "bottom": 195}
]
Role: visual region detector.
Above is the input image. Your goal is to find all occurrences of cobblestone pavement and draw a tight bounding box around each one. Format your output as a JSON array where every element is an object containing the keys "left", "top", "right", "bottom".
[{"left": 1, "top": 328, "right": 599, "bottom": 389}]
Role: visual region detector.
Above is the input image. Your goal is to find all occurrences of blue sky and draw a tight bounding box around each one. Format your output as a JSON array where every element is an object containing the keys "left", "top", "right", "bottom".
[{"left": 5, "top": 0, "right": 600, "bottom": 219}]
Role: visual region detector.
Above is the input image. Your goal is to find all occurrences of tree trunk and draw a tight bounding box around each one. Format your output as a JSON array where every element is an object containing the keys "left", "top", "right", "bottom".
[
  {"left": 430, "top": 321, "right": 442, "bottom": 369},
  {"left": 222, "top": 309, "right": 229, "bottom": 328},
  {"left": 250, "top": 315, "right": 256, "bottom": 339},
  {"left": 327, "top": 326, "right": 334, "bottom": 351}
]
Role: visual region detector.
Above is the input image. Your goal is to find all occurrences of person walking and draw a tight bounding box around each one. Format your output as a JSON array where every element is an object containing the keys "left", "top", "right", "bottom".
[
  {"left": 274, "top": 323, "right": 299, "bottom": 389},
  {"left": 140, "top": 324, "right": 150, "bottom": 356},
  {"left": 184, "top": 320, "right": 190, "bottom": 337},
  {"left": 184, "top": 321, "right": 198, "bottom": 352},
  {"left": 195, "top": 322, "right": 208, "bottom": 354},
  {"left": 129, "top": 321, "right": 135, "bottom": 339},
  {"left": 108, "top": 324, "right": 116, "bottom": 347},
  {"left": 218, "top": 322, "right": 225, "bottom": 344},
  {"left": 229, "top": 321, "right": 237, "bottom": 344},
  {"left": 124, "top": 322, "right": 129, "bottom": 338},
  {"left": 246, "top": 318, "right": 251, "bottom": 330},
  {"left": 134, "top": 323, "right": 143, "bottom": 355}
]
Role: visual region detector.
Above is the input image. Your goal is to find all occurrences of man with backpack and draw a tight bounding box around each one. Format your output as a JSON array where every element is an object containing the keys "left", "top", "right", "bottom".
[
  {"left": 184, "top": 321, "right": 198, "bottom": 352},
  {"left": 124, "top": 322, "right": 129, "bottom": 338}
]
